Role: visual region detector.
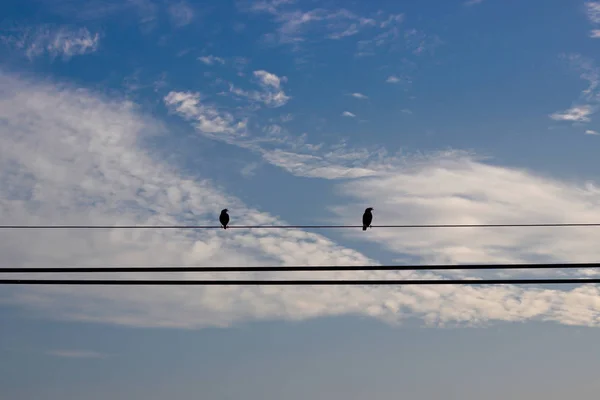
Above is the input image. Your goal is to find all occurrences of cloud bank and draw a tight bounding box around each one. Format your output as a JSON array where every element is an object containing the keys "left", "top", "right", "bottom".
[{"left": 3, "top": 72, "right": 600, "bottom": 331}]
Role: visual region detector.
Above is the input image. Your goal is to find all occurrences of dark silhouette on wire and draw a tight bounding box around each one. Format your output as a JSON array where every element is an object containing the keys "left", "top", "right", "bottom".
[
  {"left": 5, "top": 223, "right": 600, "bottom": 229},
  {"left": 219, "top": 209, "right": 229, "bottom": 229},
  {"left": 362, "top": 207, "right": 373, "bottom": 231},
  {"left": 3, "top": 262, "right": 600, "bottom": 273},
  {"left": 2, "top": 278, "right": 600, "bottom": 286}
]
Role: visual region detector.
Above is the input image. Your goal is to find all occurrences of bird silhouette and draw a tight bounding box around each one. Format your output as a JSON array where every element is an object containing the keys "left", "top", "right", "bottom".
[
  {"left": 219, "top": 209, "right": 230, "bottom": 229},
  {"left": 362, "top": 207, "right": 373, "bottom": 231}
]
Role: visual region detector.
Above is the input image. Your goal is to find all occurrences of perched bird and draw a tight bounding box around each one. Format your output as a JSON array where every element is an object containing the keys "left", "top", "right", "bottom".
[
  {"left": 362, "top": 207, "right": 373, "bottom": 231},
  {"left": 219, "top": 209, "right": 230, "bottom": 229}
]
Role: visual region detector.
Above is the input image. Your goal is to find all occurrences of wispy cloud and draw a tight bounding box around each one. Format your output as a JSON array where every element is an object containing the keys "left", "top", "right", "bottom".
[
  {"left": 1, "top": 25, "right": 100, "bottom": 60},
  {"left": 585, "top": 2, "right": 600, "bottom": 37},
  {"left": 550, "top": 105, "right": 594, "bottom": 122},
  {"left": 342, "top": 111, "right": 356, "bottom": 117},
  {"left": 586, "top": 129, "right": 599, "bottom": 135},
  {"left": 46, "top": 350, "right": 108, "bottom": 359},
  {"left": 386, "top": 75, "right": 400, "bottom": 83},
  {"left": 550, "top": 54, "right": 600, "bottom": 124},
  {"left": 168, "top": 1, "right": 194, "bottom": 27},
  {"left": 226, "top": 70, "right": 291, "bottom": 108},
  {"left": 245, "top": 2, "right": 403, "bottom": 51},
  {"left": 464, "top": 0, "right": 484, "bottom": 6},
  {"left": 164, "top": 91, "right": 248, "bottom": 136},
  {"left": 354, "top": 13, "right": 404, "bottom": 56},
  {"left": 404, "top": 29, "right": 443, "bottom": 55},
  {"left": 198, "top": 55, "right": 225, "bottom": 65}
]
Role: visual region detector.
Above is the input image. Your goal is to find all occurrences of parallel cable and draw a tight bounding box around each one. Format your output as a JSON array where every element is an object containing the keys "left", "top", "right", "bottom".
[
  {"left": 3, "top": 223, "right": 600, "bottom": 229},
  {"left": 2, "top": 278, "right": 600, "bottom": 285},
  {"left": 2, "top": 262, "right": 600, "bottom": 273}
]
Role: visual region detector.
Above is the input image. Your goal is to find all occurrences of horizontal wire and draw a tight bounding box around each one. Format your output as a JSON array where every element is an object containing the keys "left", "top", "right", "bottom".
[
  {"left": 2, "top": 223, "right": 600, "bottom": 229},
  {"left": 2, "top": 278, "right": 600, "bottom": 285},
  {"left": 2, "top": 262, "right": 600, "bottom": 273}
]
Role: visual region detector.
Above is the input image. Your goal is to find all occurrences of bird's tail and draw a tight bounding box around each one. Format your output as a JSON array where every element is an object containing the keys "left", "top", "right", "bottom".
[
  {"left": 223, "top": 225, "right": 227, "bottom": 229},
  {"left": 362, "top": 226, "right": 367, "bottom": 231}
]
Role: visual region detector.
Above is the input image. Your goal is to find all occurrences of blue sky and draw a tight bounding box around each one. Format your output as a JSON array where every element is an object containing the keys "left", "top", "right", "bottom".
[{"left": 3, "top": 0, "right": 600, "bottom": 398}]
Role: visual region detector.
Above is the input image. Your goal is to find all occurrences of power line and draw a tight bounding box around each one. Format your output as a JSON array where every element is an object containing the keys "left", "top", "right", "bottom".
[
  {"left": 1, "top": 278, "right": 600, "bottom": 285},
  {"left": 2, "top": 223, "right": 600, "bottom": 229},
  {"left": 2, "top": 262, "right": 600, "bottom": 273}
]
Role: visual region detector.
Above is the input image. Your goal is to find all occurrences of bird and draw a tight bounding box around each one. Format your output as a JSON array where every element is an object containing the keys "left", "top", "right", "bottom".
[
  {"left": 362, "top": 207, "right": 373, "bottom": 231},
  {"left": 219, "top": 209, "right": 230, "bottom": 229}
]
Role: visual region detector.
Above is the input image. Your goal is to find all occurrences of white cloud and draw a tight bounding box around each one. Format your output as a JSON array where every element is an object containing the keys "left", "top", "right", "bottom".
[
  {"left": 261, "top": 150, "right": 381, "bottom": 179},
  {"left": 254, "top": 70, "right": 286, "bottom": 89},
  {"left": 1, "top": 26, "right": 100, "bottom": 60},
  {"left": 225, "top": 70, "right": 290, "bottom": 108},
  {"left": 401, "top": 109, "right": 413, "bottom": 114},
  {"left": 386, "top": 75, "right": 400, "bottom": 83},
  {"left": 586, "top": 129, "right": 599, "bottom": 135},
  {"left": 350, "top": 92, "right": 368, "bottom": 99},
  {"left": 464, "top": 0, "right": 484, "bottom": 5},
  {"left": 264, "top": 146, "right": 600, "bottom": 272},
  {"left": 342, "top": 111, "right": 356, "bottom": 117},
  {"left": 164, "top": 91, "right": 248, "bottom": 137},
  {"left": 586, "top": 2, "right": 600, "bottom": 24},
  {"left": 46, "top": 350, "right": 108, "bottom": 359},
  {"left": 8, "top": 73, "right": 600, "bottom": 330},
  {"left": 550, "top": 106, "right": 594, "bottom": 122},
  {"left": 550, "top": 55, "right": 600, "bottom": 124},
  {"left": 591, "top": 29, "right": 600, "bottom": 38},
  {"left": 246, "top": 4, "right": 392, "bottom": 48},
  {"left": 198, "top": 55, "right": 225, "bottom": 65},
  {"left": 168, "top": 1, "right": 194, "bottom": 27}
]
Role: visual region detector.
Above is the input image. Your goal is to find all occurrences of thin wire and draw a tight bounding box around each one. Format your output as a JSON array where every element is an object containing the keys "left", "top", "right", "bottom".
[
  {"left": 2, "top": 223, "right": 600, "bottom": 229},
  {"left": 2, "top": 262, "right": 600, "bottom": 273},
  {"left": 2, "top": 278, "right": 600, "bottom": 285}
]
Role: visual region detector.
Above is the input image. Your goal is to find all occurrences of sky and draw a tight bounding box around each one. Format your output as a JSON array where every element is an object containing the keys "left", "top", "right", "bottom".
[{"left": 3, "top": 0, "right": 600, "bottom": 398}]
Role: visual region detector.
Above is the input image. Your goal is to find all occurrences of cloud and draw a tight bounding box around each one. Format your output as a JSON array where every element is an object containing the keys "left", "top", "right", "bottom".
[
  {"left": 254, "top": 70, "right": 286, "bottom": 89},
  {"left": 386, "top": 76, "right": 400, "bottom": 83},
  {"left": 261, "top": 145, "right": 600, "bottom": 271},
  {"left": 550, "top": 54, "right": 600, "bottom": 124},
  {"left": 245, "top": 3, "right": 394, "bottom": 49},
  {"left": 225, "top": 70, "right": 290, "bottom": 108},
  {"left": 240, "top": 162, "right": 259, "bottom": 177},
  {"left": 586, "top": 129, "right": 599, "bottom": 135},
  {"left": 46, "top": 350, "right": 108, "bottom": 359},
  {"left": 586, "top": 2, "right": 600, "bottom": 24},
  {"left": 198, "top": 55, "right": 225, "bottom": 65},
  {"left": 350, "top": 92, "right": 368, "bottom": 99},
  {"left": 550, "top": 105, "right": 594, "bottom": 122},
  {"left": 342, "top": 111, "right": 356, "bottom": 117},
  {"left": 404, "top": 29, "right": 443, "bottom": 55},
  {"left": 464, "top": 0, "right": 484, "bottom": 5},
  {"left": 7, "top": 72, "right": 600, "bottom": 330},
  {"left": 354, "top": 13, "right": 404, "bottom": 56},
  {"left": 586, "top": 3, "right": 600, "bottom": 38},
  {"left": 1, "top": 25, "right": 100, "bottom": 60},
  {"left": 164, "top": 91, "right": 248, "bottom": 136},
  {"left": 261, "top": 149, "right": 379, "bottom": 179},
  {"left": 401, "top": 109, "right": 413, "bottom": 114},
  {"left": 168, "top": 1, "right": 194, "bottom": 27}
]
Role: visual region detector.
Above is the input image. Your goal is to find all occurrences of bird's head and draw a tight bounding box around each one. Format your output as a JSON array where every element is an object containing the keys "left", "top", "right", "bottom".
[
  {"left": 366, "top": 207, "right": 374, "bottom": 212},
  {"left": 221, "top": 209, "right": 228, "bottom": 213}
]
